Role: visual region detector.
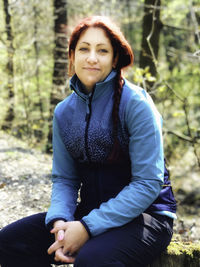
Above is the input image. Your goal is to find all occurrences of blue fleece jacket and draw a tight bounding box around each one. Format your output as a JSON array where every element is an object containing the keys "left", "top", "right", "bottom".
[{"left": 45, "top": 70, "right": 176, "bottom": 236}]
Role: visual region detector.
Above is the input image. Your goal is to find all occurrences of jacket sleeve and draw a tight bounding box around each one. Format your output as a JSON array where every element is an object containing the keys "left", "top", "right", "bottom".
[
  {"left": 45, "top": 113, "right": 81, "bottom": 227},
  {"left": 81, "top": 87, "right": 164, "bottom": 236}
]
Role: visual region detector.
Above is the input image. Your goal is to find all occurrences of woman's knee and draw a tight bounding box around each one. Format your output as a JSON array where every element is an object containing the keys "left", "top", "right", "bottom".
[
  {"left": 0, "top": 224, "right": 13, "bottom": 249},
  {"left": 75, "top": 253, "right": 125, "bottom": 267},
  {"left": 74, "top": 241, "right": 107, "bottom": 267},
  {"left": 0, "top": 213, "right": 50, "bottom": 256},
  {"left": 74, "top": 243, "right": 125, "bottom": 267}
]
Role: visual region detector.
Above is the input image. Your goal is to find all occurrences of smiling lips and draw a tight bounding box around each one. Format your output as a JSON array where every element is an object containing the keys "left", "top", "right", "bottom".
[{"left": 83, "top": 67, "right": 100, "bottom": 71}]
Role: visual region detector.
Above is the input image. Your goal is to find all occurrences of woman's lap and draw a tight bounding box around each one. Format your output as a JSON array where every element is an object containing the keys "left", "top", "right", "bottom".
[
  {"left": 74, "top": 213, "right": 173, "bottom": 267},
  {"left": 0, "top": 212, "right": 173, "bottom": 267}
]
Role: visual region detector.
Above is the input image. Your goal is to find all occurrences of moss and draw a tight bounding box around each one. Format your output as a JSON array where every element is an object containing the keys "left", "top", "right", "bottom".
[
  {"left": 150, "top": 237, "right": 200, "bottom": 267},
  {"left": 167, "top": 241, "right": 200, "bottom": 257}
]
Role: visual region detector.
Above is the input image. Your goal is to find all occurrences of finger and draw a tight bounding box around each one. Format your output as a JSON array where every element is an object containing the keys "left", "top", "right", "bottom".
[
  {"left": 51, "top": 225, "right": 65, "bottom": 234},
  {"left": 55, "top": 248, "right": 76, "bottom": 263},
  {"left": 51, "top": 225, "right": 68, "bottom": 234},
  {"left": 47, "top": 240, "right": 63, "bottom": 255},
  {"left": 54, "top": 248, "right": 62, "bottom": 261},
  {"left": 63, "top": 245, "right": 76, "bottom": 257},
  {"left": 54, "top": 248, "right": 65, "bottom": 262},
  {"left": 51, "top": 222, "right": 69, "bottom": 233}
]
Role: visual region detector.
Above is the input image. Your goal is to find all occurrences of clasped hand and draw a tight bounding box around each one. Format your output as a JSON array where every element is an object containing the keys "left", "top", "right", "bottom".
[{"left": 47, "top": 220, "right": 89, "bottom": 263}]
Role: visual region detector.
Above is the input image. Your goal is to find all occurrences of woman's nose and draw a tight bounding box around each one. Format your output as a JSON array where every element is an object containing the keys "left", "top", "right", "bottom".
[{"left": 87, "top": 50, "right": 98, "bottom": 64}]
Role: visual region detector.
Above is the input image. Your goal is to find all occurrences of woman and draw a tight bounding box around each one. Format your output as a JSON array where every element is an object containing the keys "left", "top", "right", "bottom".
[{"left": 0, "top": 16, "right": 176, "bottom": 267}]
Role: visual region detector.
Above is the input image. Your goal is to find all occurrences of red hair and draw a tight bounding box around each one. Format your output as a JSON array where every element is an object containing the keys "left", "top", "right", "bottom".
[
  {"left": 68, "top": 16, "right": 134, "bottom": 161},
  {"left": 68, "top": 16, "right": 134, "bottom": 74}
]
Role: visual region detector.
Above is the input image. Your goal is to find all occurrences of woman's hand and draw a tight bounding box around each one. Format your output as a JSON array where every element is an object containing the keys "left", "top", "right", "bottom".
[
  {"left": 53, "top": 220, "right": 66, "bottom": 242},
  {"left": 51, "top": 220, "right": 71, "bottom": 262},
  {"left": 47, "top": 221, "right": 89, "bottom": 263}
]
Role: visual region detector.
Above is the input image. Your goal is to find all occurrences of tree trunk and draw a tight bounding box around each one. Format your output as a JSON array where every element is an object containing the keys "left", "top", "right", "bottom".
[
  {"left": 125, "top": 0, "right": 133, "bottom": 42},
  {"left": 46, "top": 0, "right": 68, "bottom": 152},
  {"left": 33, "top": 5, "right": 44, "bottom": 122},
  {"left": 139, "top": 0, "right": 162, "bottom": 89},
  {"left": 2, "top": 0, "right": 15, "bottom": 130},
  {"left": 32, "top": 4, "right": 45, "bottom": 142}
]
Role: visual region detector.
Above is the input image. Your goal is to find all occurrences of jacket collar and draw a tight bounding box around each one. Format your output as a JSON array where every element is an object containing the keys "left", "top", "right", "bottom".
[{"left": 69, "top": 70, "right": 117, "bottom": 101}]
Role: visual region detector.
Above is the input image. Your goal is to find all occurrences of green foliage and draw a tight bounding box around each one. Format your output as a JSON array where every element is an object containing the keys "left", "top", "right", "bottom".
[
  {"left": 0, "top": 0, "right": 54, "bottom": 148},
  {"left": 131, "top": 66, "right": 156, "bottom": 85},
  {"left": 0, "top": 0, "right": 199, "bottom": 167}
]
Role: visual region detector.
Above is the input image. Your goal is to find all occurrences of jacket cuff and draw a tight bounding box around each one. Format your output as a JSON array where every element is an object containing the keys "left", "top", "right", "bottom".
[{"left": 80, "top": 219, "right": 92, "bottom": 238}]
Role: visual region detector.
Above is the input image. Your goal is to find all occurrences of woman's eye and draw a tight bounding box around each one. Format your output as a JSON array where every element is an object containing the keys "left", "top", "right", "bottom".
[
  {"left": 79, "top": 47, "right": 88, "bottom": 51},
  {"left": 99, "top": 49, "right": 108, "bottom": 53}
]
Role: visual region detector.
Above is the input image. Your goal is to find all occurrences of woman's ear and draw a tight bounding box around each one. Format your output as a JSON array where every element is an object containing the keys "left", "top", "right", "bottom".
[{"left": 112, "top": 53, "right": 119, "bottom": 68}]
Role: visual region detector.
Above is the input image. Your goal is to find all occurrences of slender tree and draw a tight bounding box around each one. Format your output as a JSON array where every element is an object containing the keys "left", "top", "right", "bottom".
[
  {"left": 33, "top": 4, "right": 44, "bottom": 122},
  {"left": 2, "top": 0, "right": 15, "bottom": 130},
  {"left": 125, "top": 0, "right": 133, "bottom": 42},
  {"left": 46, "top": 0, "right": 68, "bottom": 152},
  {"left": 139, "top": 0, "right": 162, "bottom": 89}
]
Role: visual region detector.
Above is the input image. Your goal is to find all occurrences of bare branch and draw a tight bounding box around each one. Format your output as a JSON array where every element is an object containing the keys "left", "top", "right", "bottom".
[
  {"left": 146, "top": 0, "right": 159, "bottom": 71},
  {"left": 163, "top": 23, "right": 195, "bottom": 32},
  {"left": 0, "top": 36, "right": 6, "bottom": 46},
  {"left": 182, "top": 98, "right": 200, "bottom": 167},
  {"left": 190, "top": 0, "right": 200, "bottom": 45},
  {"left": 145, "top": 1, "right": 200, "bottom": 168},
  {"left": 163, "top": 81, "right": 184, "bottom": 102},
  {"left": 166, "top": 130, "right": 200, "bottom": 144}
]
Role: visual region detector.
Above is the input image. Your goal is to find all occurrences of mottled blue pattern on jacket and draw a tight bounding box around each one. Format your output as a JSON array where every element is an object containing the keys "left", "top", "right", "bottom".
[{"left": 55, "top": 71, "right": 129, "bottom": 164}]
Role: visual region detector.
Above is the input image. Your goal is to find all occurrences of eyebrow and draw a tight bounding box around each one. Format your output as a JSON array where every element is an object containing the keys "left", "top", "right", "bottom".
[{"left": 79, "top": 41, "right": 108, "bottom": 46}]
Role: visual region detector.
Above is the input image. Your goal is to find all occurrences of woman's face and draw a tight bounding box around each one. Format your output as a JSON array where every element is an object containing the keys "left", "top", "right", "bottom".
[{"left": 71, "top": 27, "right": 117, "bottom": 93}]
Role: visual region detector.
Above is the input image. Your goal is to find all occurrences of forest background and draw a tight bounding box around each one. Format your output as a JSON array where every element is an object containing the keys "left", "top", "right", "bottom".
[{"left": 0, "top": 0, "right": 199, "bottom": 195}]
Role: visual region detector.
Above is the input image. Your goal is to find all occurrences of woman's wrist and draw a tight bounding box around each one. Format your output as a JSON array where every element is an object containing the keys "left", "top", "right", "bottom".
[
  {"left": 53, "top": 219, "right": 66, "bottom": 228},
  {"left": 80, "top": 219, "right": 91, "bottom": 238}
]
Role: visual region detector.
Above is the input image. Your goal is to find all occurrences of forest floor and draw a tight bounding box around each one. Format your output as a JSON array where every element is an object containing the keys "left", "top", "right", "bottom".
[{"left": 0, "top": 131, "right": 200, "bottom": 244}]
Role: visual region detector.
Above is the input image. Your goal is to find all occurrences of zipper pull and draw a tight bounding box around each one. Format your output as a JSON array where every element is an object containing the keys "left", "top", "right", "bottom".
[
  {"left": 85, "top": 98, "right": 90, "bottom": 122},
  {"left": 85, "top": 92, "right": 94, "bottom": 122}
]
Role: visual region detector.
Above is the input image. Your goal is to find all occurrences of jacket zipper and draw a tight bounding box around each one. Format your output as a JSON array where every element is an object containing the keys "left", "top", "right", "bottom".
[
  {"left": 72, "top": 83, "right": 95, "bottom": 162},
  {"left": 84, "top": 90, "right": 95, "bottom": 163}
]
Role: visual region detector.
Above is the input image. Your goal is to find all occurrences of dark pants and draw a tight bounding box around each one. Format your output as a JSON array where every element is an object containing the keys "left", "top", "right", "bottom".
[{"left": 0, "top": 212, "right": 173, "bottom": 267}]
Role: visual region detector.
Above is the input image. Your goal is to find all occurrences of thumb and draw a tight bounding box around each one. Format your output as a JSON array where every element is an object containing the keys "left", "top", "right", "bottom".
[{"left": 57, "top": 229, "right": 65, "bottom": 241}]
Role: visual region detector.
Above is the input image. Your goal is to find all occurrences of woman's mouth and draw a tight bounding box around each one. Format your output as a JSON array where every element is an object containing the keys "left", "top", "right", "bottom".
[{"left": 83, "top": 67, "right": 100, "bottom": 71}]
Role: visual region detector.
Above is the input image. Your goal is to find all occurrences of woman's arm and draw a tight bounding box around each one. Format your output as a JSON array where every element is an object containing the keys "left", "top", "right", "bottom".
[
  {"left": 81, "top": 87, "right": 164, "bottom": 236},
  {"left": 45, "top": 114, "right": 81, "bottom": 227}
]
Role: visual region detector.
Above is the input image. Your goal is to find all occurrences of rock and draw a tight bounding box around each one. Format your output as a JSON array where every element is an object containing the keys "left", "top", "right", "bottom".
[{"left": 150, "top": 240, "right": 200, "bottom": 267}]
